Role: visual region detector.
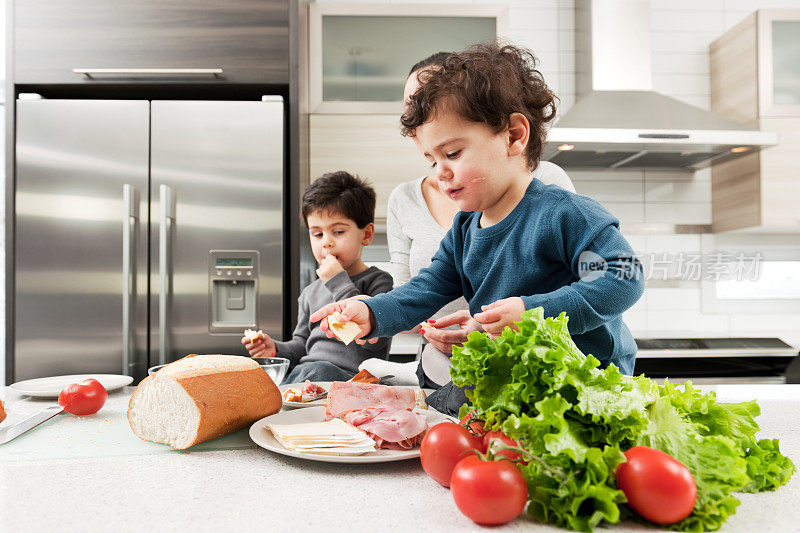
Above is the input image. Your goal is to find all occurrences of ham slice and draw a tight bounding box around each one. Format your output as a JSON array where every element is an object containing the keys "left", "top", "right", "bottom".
[
  {"left": 325, "top": 381, "right": 418, "bottom": 419},
  {"left": 324, "top": 382, "right": 429, "bottom": 449},
  {"left": 339, "top": 408, "right": 428, "bottom": 450}
]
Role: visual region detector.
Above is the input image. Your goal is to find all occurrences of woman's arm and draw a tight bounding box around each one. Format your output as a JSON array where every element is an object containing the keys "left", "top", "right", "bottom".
[{"left": 386, "top": 186, "right": 413, "bottom": 288}]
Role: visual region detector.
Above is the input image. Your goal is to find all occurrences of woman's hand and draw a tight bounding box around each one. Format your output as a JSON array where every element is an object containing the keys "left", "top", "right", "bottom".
[
  {"left": 240, "top": 332, "right": 277, "bottom": 357},
  {"left": 421, "top": 310, "right": 483, "bottom": 354},
  {"left": 309, "top": 298, "right": 379, "bottom": 345},
  {"left": 473, "top": 297, "right": 525, "bottom": 337}
]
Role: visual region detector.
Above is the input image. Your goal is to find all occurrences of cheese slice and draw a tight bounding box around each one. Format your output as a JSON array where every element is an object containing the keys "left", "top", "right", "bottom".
[
  {"left": 300, "top": 446, "right": 378, "bottom": 456},
  {"left": 267, "top": 418, "right": 363, "bottom": 438},
  {"left": 327, "top": 311, "right": 361, "bottom": 345},
  {"left": 266, "top": 418, "right": 376, "bottom": 456}
]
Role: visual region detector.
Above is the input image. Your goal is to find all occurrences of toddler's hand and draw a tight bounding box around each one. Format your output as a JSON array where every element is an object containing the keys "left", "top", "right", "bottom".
[
  {"left": 316, "top": 254, "right": 345, "bottom": 283},
  {"left": 241, "top": 332, "right": 277, "bottom": 357},
  {"left": 473, "top": 297, "right": 525, "bottom": 337},
  {"left": 310, "top": 299, "right": 376, "bottom": 345},
  {"left": 420, "top": 310, "right": 482, "bottom": 354}
]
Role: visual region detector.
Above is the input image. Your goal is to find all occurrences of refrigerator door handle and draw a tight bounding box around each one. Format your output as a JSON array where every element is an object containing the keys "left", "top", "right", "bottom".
[
  {"left": 159, "top": 185, "right": 176, "bottom": 365},
  {"left": 122, "top": 184, "right": 138, "bottom": 377}
]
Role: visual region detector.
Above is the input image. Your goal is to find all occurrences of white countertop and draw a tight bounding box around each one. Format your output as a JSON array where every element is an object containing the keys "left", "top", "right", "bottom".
[{"left": 1, "top": 384, "right": 799, "bottom": 532}]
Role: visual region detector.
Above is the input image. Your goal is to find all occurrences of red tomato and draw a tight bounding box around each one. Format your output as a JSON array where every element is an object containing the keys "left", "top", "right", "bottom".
[
  {"left": 459, "top": 413, "right": 486, "bottom": 450},
  {"left": 616, "top": 446, "right": 697, "bottom": 525},
  {"left": 482, "top": 430, "right": 525, "bottom": 462},
  {"left": 420, "top": 422, "right": 479, "bottom": 487},
  {"left": 58, "top": 378, "right": 107, "bottom": 416},
  {"left": 450, "top": 455, "right": 528, "bottom": 525}
]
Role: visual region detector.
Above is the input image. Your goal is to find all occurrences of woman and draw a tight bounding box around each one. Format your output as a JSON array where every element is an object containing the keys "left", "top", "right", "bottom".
[{"left": 385, "top": 52, "right": 576, "bottom": 391}]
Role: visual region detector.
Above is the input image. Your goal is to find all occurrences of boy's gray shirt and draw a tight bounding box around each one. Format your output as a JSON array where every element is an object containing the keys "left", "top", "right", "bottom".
[{"left": 274, "top": 266, "right": 393, "bottom": 372}]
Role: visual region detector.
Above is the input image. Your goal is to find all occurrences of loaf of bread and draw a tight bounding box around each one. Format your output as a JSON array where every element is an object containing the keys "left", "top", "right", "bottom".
[
  {"left": 128, "top": 354, "right": 282, "bottom": 449},
  {"left": 0, "top": 397, "right": 6, "bottom": 423}
]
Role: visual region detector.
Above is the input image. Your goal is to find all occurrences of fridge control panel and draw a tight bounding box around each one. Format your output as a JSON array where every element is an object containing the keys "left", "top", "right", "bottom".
[
  {"left": 208, "top": 250, "right": 259, "bottom": 333},
  {"left": 214, "top": 257, "right": 255, "bottom": 278}
]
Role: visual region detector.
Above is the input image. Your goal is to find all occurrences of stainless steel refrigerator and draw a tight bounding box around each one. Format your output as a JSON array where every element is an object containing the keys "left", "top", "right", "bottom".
[{"left": 14, "top": 98, "right": 284, "bottom": 382}]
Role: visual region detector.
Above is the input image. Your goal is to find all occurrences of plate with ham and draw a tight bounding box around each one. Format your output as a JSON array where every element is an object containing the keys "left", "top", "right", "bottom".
[
  {"left": 250, "top": 381, "right": 454, "bottom": 463},
  {"left": 279, "top": 380, "right": 330, "bottom": 408},
  {"left": 278, "top": 370, "right": 418, "bottom": 409}
]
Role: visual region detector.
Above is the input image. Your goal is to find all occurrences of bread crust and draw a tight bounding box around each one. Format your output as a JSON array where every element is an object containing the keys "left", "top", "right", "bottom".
[
  {"left": 181, "top": 367, "right": 282, "bottom": 447},
  {"left": 128, "top": 359, "right": 282, "bottom": 449}
]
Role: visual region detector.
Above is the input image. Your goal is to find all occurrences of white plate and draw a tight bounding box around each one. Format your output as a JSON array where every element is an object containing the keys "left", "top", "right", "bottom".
[
  {"left": 278, "top": 381, "right": 333, "bottom": 409},
  {"left": 249, "top": 405, "right": 454, "bottom": 463},
  {"left": 9, "top": 374, "right": 134, "bottom": 398}
]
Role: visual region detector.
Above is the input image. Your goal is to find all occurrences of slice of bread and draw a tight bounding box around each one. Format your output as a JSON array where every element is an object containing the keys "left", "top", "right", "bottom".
[
  {"left": 127, "top": 354, "right": 282, "bottom": 449},
  {"left": 243, "top": 329, "right": 263, "bottom": 342}
]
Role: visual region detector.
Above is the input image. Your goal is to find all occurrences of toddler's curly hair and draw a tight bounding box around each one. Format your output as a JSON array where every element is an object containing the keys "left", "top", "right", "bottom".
[{"left": 401, "top": 41, "right": 558, "bottom": 170}]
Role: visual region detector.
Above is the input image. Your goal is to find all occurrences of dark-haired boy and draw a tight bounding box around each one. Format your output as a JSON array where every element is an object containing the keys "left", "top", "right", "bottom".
[{"left": 242, "top": 171, "right": 393, "bottom": 383}]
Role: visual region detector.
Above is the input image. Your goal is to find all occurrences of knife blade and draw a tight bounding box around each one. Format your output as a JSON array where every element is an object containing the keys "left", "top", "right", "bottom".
[{"left": 0, "top": 405, "right": 64, "bottom": 444}]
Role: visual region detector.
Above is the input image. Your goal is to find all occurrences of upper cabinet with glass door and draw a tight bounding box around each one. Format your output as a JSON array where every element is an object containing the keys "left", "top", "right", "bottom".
[
  {"left": 712, "top": 9, "right": 800, "bottom": 122},
  {"left": 306, "top": 3, "right": 508, "bottom": 114},
  {"left": 710, "top": 9, "right": 800, "bottom": 231},
  {"left": 759, "top": 10, "right": 800, "bottom": 117}
]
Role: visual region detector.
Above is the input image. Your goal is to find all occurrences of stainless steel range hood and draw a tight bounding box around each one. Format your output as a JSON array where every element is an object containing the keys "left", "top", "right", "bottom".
[{"left": 542, "top": 0, "right": 778, "bottom": 171}]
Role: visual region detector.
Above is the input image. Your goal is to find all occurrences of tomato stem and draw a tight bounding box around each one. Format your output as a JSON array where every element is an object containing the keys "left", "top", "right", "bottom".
[
  {"left": 488, "top": 441, "right": 568, "bottom": 483},
  {"left": 461, "top": 412, "right": 485, "bottom": 437}
]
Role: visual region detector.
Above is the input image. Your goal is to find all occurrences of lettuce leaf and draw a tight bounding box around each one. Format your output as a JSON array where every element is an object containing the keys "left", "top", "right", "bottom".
[{"left": 450, "top": 308, "right": 795, "bottom": 532}]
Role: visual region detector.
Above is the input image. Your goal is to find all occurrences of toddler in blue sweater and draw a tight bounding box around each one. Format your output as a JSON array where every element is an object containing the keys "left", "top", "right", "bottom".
[{"left": 311, "top": 42, "right": 644, "bottom": 414}]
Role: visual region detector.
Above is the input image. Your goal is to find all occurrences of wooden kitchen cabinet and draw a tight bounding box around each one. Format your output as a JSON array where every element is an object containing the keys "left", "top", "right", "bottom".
[
  {"left": 710, "top": 9, "right": 800, "bottom": 231},
  {"left": 14, "top": 0, "right": 289, "bottom": 84},
  {"left": 309, "top": 114, "right": 430, "bottom": 222}
]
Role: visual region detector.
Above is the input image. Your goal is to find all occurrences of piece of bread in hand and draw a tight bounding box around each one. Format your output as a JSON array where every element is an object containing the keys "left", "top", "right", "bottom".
[
  {"left": 244, "top": 329, "right": 264, "bottom": 342},
  {"left": 127, "top": 354, "right": 281, "bottom": 449}
]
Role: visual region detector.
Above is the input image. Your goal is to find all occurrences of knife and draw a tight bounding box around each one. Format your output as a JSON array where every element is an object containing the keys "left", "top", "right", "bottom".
[{"left": 0, "top": 405, "right": 64, "bottom": 444}]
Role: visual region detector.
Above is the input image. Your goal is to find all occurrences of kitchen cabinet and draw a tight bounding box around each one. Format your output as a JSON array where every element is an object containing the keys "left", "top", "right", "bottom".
[
  {"left": 304, "top": 3, "right": 507, "bottom": 113},
  {"left": 309, "top": 114, "right": 430, "bottom": 223},
  {"left": 13, "top": 0, "right": 289, "bottom": 84},
  {"left": 710, "top": 9, "right": 800, "bottom": 231}
]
